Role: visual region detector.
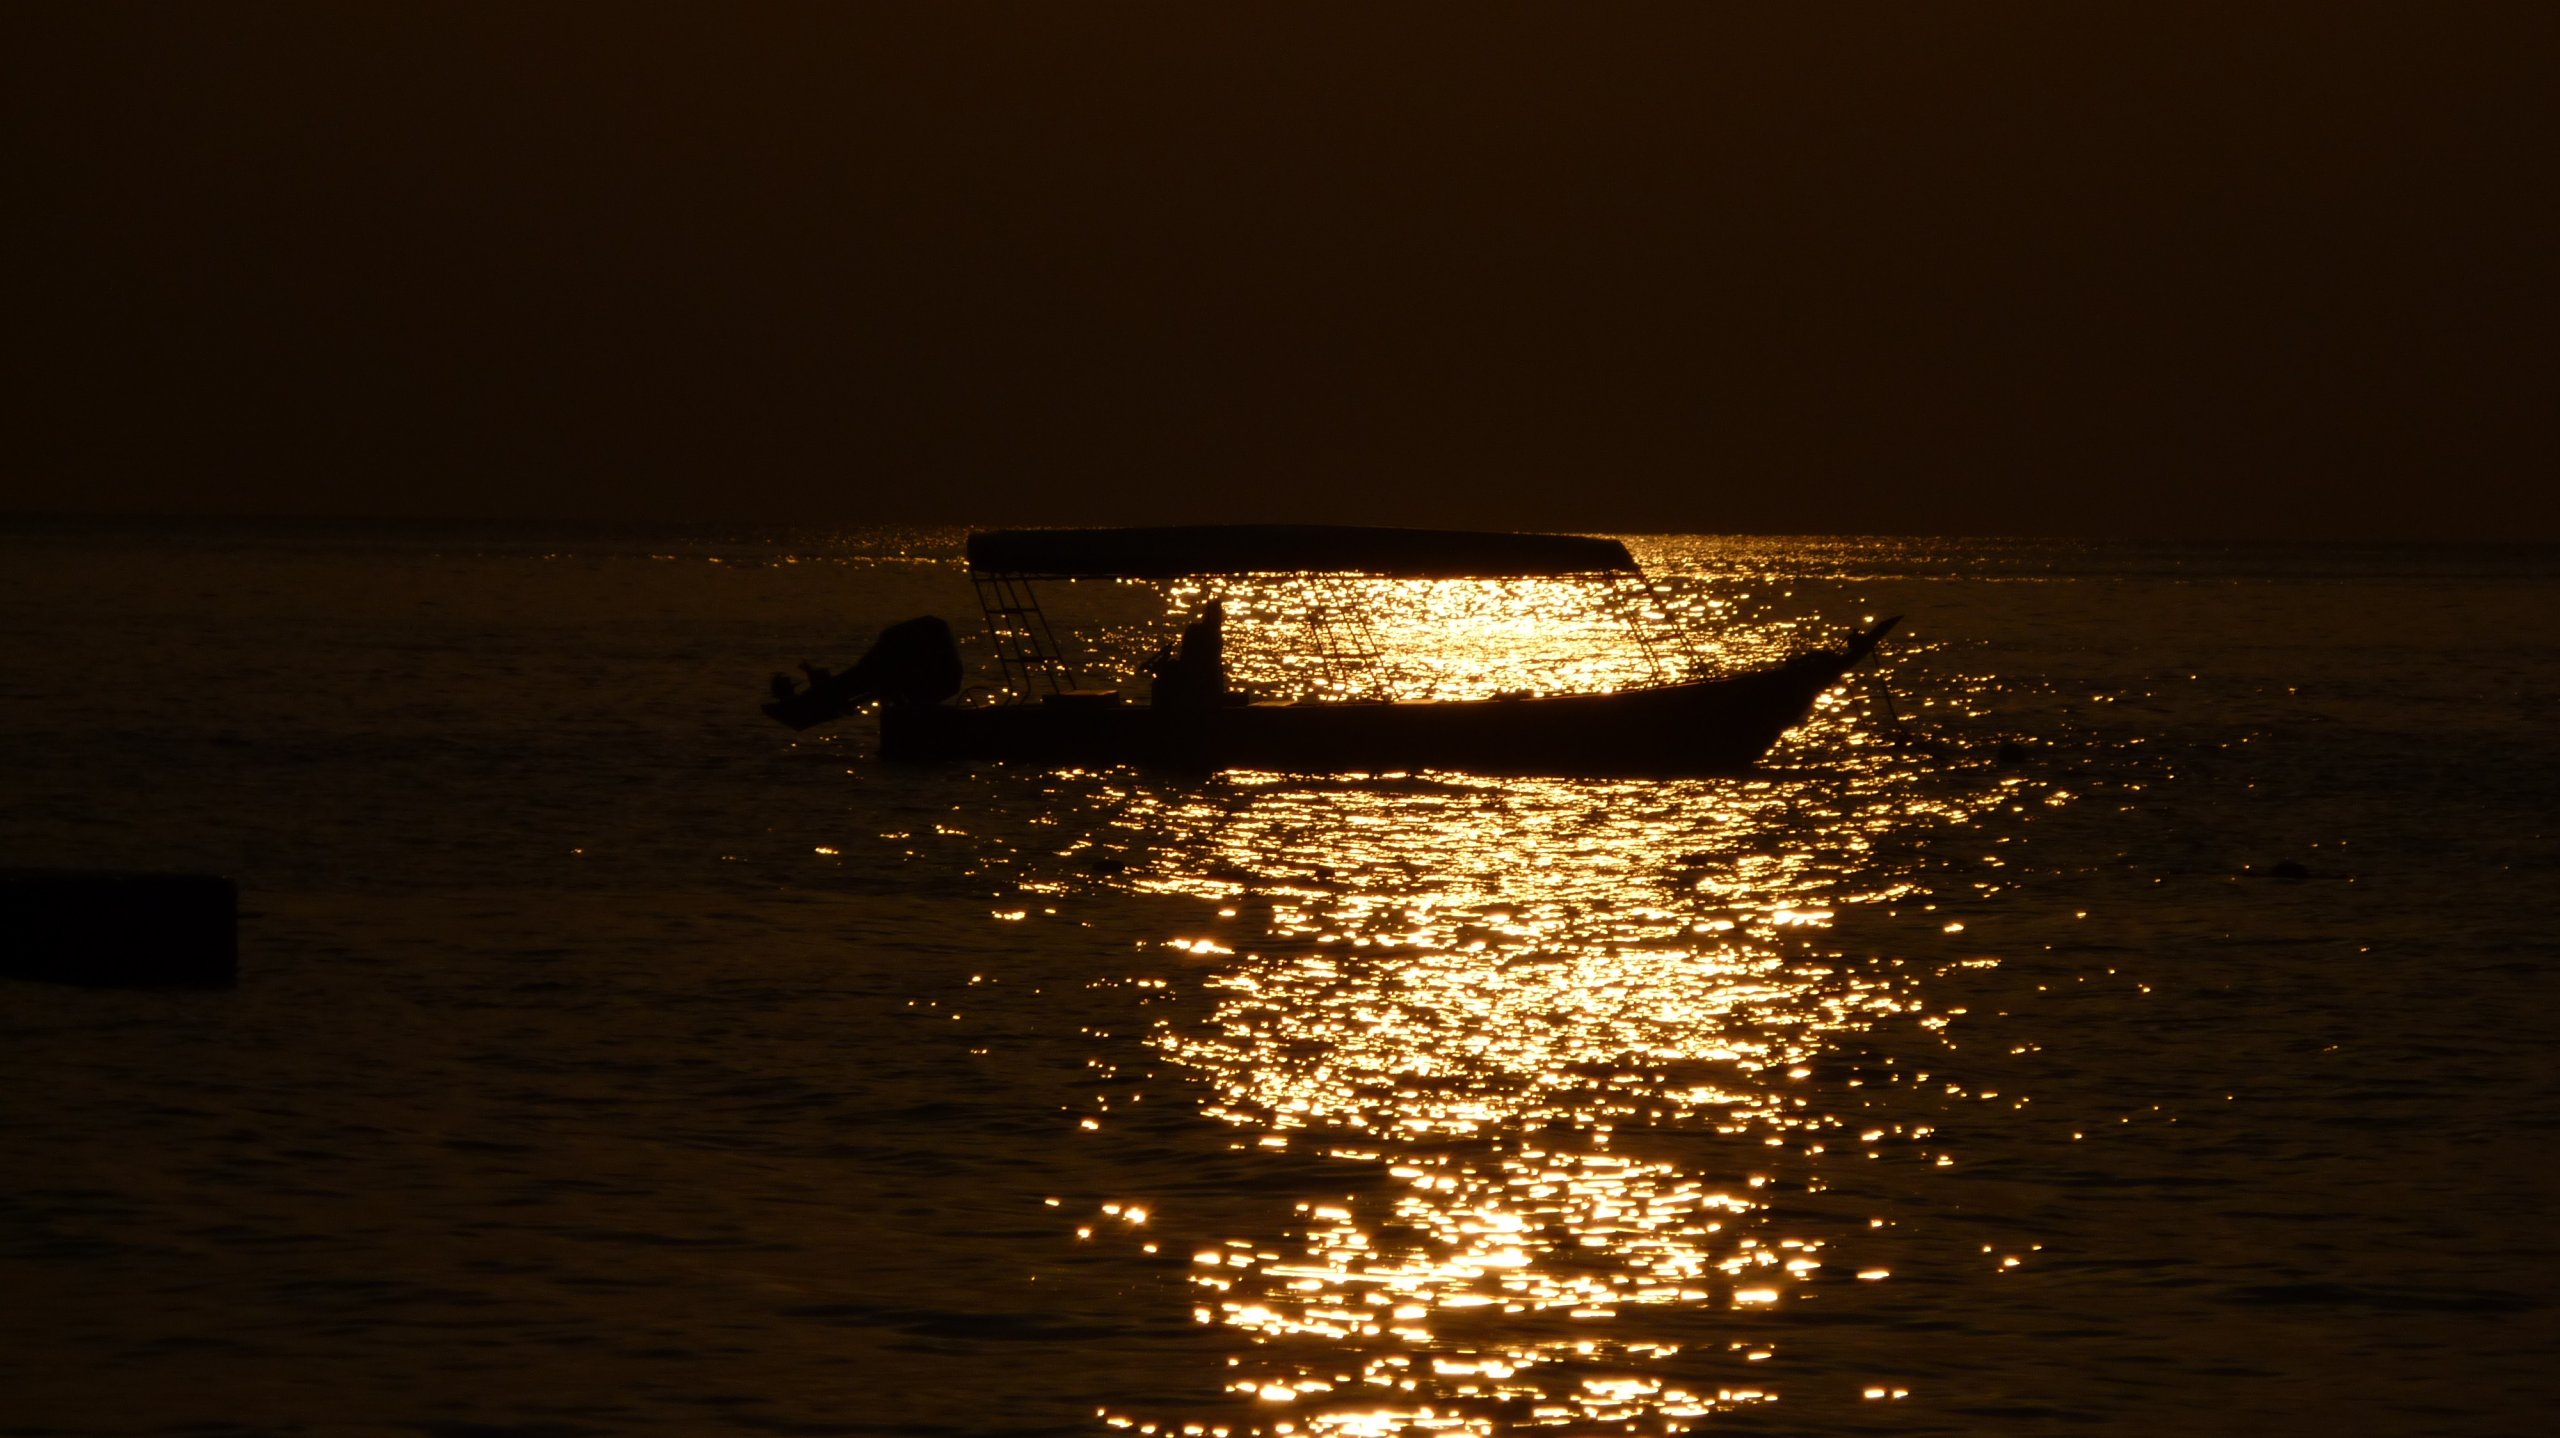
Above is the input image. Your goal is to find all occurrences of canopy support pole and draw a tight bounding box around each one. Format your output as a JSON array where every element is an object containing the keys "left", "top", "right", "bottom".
[
  {"left": 1601, "top": 574, "right": 1671, "bottom": 686},
  {"left": 973, "top": 573, "right": 1077, "bottom": 699},
  {"left": 1304, "top": 574, "right": 1392, "bottom": 701}
]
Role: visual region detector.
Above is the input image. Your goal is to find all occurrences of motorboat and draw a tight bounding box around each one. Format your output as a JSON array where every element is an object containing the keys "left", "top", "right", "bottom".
[{"left": 764, "top": 524, "right": 1897, "bottom": 777}]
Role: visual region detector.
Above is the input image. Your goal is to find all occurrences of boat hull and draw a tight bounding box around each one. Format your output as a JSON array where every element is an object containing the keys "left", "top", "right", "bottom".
[{"left": 877, "top": 643, "right": 1875, "bottom": 777}]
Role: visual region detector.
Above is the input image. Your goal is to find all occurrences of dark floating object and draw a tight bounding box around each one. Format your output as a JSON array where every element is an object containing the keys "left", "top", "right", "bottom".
[
  {"left": 0, "top": 870, "right": 238, "bottom": 988},
  {"left": 768, "top": 524, "right": 1904, "bottom": 778},
  {"left": 2238, "top": 860, "right": 2313, "bottom": 881},
  {"left": 1995, "top": 740, "right": 2029, "bottom": 766}
]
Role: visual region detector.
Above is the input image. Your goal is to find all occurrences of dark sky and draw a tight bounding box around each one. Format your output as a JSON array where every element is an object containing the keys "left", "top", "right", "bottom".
[{"left": 6, "top": 4, "right": 2553, "bottom": 537}]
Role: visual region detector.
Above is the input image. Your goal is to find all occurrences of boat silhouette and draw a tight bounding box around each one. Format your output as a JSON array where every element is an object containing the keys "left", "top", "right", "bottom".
[{"left": 766, "top": 525, "right": 1898, "bottom": 777}]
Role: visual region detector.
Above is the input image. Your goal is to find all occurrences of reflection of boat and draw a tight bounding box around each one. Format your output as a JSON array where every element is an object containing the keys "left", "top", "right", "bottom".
[{"left": 766, "top": 525, "right": 1898, "bottom": 777}]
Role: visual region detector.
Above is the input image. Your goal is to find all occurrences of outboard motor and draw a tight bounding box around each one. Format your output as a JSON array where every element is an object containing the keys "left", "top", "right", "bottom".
[{"left": 763, "top": 615, "right": 963, "bottom": 730}]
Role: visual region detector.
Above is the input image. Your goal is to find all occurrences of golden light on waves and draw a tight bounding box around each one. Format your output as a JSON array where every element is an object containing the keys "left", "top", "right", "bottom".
[
  {"left": 1163, "top": 575, "right": 1745, "bottom": 703},
  {"left": 1049, "top": 569, "right": 2009, "bottom": 1432},
  {"left": 1107, "top": 841, "right": 1986, "bottom": 1422}
]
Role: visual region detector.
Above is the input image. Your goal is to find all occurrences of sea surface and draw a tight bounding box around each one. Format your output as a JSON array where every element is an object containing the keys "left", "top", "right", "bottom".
[{"left": 3, "top": 522, "right": 2556, "bottom": 1436}]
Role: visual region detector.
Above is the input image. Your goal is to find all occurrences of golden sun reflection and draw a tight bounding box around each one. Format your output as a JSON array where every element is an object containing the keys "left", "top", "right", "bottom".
[
  {"left": 1162, "top": 575, "right": 1761, "bottom": 704},
  {"left": 1040, "top": 568, "right": 2014, "bottom": 1433},
  {"left": 1087, "top": 768, "right": 1991, "bottom": 1431}
]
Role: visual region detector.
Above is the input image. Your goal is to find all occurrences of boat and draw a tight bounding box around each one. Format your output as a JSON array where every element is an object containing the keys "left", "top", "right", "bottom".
[{"left": 764, "top": 524, "right": 1898, "bottom": 777}]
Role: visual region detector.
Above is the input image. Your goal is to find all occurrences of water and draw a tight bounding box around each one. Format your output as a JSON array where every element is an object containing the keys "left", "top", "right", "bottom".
[{"left": 3, "top": 521, "right": 2556, "bottom": 1435}]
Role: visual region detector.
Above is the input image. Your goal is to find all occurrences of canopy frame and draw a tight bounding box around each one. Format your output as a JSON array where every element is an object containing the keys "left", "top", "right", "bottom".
[{"left": 962, "top": 525, "right": 1697, "bottom": 705}]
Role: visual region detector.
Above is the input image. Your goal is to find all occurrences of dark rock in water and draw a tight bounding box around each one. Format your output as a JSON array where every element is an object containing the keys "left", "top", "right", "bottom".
[{"left": 0, "top": 871, "right": 238, "bottom": 988}]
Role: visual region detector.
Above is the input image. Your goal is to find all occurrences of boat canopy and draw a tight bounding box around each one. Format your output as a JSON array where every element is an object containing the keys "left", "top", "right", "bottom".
[{"left": 966, "top": 525, "right": 1637, "bottom": 580}]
